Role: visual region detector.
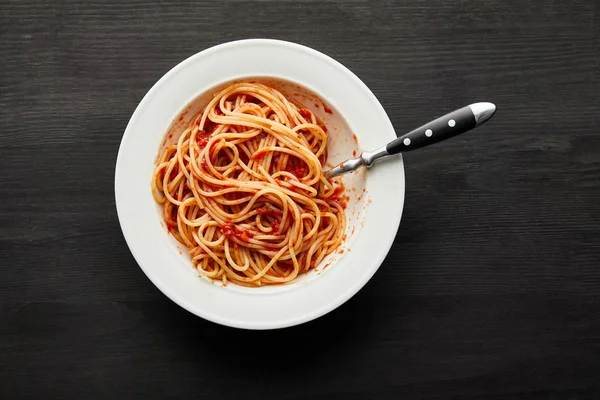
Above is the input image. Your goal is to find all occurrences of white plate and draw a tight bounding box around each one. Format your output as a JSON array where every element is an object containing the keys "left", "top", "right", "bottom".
[{"left": 115, "top": 39, "right": 404, "bottom": 329}]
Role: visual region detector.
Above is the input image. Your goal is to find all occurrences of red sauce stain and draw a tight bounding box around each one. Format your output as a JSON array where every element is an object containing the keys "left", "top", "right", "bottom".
[
  {"left": 271, "top": 219, "right": 280, "bottom": 234},
  {"left": 352, "top": 150, "right": 357, "bottom": 157},
  {"left": 196, "top": 132, "right": 211, "bottom": 148},
  {"left": 221, "top": 223, "right": 254, "bottom": 242},
  {"left": 285, "top": 162, "right": 307, "bottom": 179},
  {"left": 333, "top": 196, "right": 348, "bottom": 209},
  {"left": 204, "top": 119, "right": 216, "bottom": 132},
  {"left": 339, "top": 249, "right": 345, "bottom": 254},
  {"left": 352, "top": 134, "right": 358, "bottom": 143},
  {"left": 319, "top": 124, "right": 328, "bottom": 133},
  {"left": 314, "top": 103, "right": 320, "bottom": 108},
  {"left": 332, "top": 185, "right": 345, "bottom": 197},
  {"left": 329, "top": 184, "right": 349, "bottom": 209},
  {"left": 299, "top": 108, "right": 311, "bottom": 120},
  {"left": 323, "top": 104, "right": 333, "bottom": 114}
]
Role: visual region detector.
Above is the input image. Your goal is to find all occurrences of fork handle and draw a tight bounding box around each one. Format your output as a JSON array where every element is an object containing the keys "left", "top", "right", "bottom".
[{"left": 386, "top": 103, "right": 496, "bottom": 155}]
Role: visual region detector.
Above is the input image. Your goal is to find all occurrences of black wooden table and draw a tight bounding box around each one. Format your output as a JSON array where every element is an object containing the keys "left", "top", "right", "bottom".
[{"left": 2, "top": 1, "right": 599, "bottom": 398}]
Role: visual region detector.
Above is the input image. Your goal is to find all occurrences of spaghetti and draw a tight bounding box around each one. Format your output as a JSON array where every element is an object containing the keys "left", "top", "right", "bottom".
[{"left": 151, "top": 82, "right": 346, "bottom": 287}]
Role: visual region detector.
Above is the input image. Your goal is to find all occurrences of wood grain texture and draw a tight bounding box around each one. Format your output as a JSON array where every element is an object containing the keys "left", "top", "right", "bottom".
[{"left": 1, "top": 0, "right": 599, "bottom": 398}]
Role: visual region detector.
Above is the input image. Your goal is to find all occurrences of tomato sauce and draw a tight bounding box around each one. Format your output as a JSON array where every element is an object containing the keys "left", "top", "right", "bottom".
[
  {"left": 299, "top": 108, "right": 311, "bottom": 120},
  {"left": 286, "top": 164, "right": 307, "bottom": 179},
  {"left": 204, "top": 119, "right": 216, "bottom": 133},
  {"left": 271, "top": 219, "right": 280, "bottom": 234},
  {"left": 221, "top": 223, "right": 254, "bottom": 242},
  {"left": 196, "top": 132, "right": 211, "bottom": 148},
  {"left": 329, "top": 184, "right": 349, "bottom": 209},
  {"left": 256, "top": 206, "right": 282, "bottom": 234}
]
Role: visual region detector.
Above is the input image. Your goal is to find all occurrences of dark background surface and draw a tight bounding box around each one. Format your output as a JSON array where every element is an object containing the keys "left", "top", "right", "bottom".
[{"left": 2, "top": 0, "right": 599, "bottom": 399}]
